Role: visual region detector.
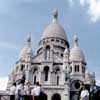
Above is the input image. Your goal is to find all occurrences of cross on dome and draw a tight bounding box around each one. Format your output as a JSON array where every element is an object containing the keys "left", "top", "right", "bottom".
[
  {"left": 52, "top": 9, "right": 58, "bottom": 23},
  {"left": 74, "top": 33, "right": 78, "bottom": 47},
  {"left": 25, "top": 32, "right": 31, "bottom": 47}
]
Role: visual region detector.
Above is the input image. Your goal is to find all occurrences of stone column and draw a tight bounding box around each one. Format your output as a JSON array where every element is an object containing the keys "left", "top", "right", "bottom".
[{"left": 64, "top": 81, "right": 70, "bottom": 100}]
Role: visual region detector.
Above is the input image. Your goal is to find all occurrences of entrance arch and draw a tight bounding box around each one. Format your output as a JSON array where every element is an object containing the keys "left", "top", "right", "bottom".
[
  {"left": 40, "top": 93, "right": 47, "bottom": 100},
  {"left": 52, "top": 93, "right": 61, "bottom": 100}
]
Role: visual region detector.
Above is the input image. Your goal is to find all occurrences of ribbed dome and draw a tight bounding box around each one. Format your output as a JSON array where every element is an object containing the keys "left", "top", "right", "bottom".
[
  {"left": 70, "top": 46, "right": 85, "bottom": 62},
  {"left": 41, "top": 10, "right": 67, "bottom": 41},
  {"left": 70, "top": 34, "right": 85, "bottom": 62}
]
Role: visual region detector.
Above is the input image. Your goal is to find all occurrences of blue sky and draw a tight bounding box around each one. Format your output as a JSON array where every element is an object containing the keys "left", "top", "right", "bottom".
[{"left": 0, "top": 0, "right": 100, "bottom": 89}]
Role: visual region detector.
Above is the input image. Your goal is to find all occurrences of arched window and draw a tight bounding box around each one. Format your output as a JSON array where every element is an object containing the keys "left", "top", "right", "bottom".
[
  {"left": 34, "top": 76, "right": 36, "bottom": 84},
  {"left": 44, "top": 66, "right": 49, "bottom": 81},
  {"left": 52, "top": 93, "right": 61, "bottom": 100},
  {"left": 55, "top": 67, "right": 60, "bottom": 85},
  {"left": 75, "top": 65, "right": 79, "bottom": 72},
  {"left": 21, "top": 64, "right": 25, "bottom": 71},
  {"left": 45, "top": 46, "right": 50, "bottom": 60},
  {"left": 57, "top": 76, "right": 59, "bottom": 85},
  {"left": 82, "top": 66, "right": 85, "bottom": 73},
  {"left": 70, "top": 66, "right": 72, "bottom": 73},
  {"left": 33, "top": 68, "right": 38, "bottom": 84}
]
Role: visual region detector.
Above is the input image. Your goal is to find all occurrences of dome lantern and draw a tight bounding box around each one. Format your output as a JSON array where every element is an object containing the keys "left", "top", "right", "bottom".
[
  {"left": 52, "top": 9, "right": 58, "bottom": 23},
  {"left": 25, "top": 32, "right": 31, "bottom": 48},
  {"left": 74, "top": 33, "right": 78, "bottom": 47}
]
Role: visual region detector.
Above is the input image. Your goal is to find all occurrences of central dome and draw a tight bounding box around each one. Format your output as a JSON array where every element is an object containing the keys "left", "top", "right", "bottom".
[{"left": 40, "top": 10, "right": 67, "bottom": 41}]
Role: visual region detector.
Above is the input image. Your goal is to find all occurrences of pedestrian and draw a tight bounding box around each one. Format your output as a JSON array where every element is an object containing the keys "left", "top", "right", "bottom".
[
  {"left": 9, "top": 83, "right": 16, "bottom": 100},
  {"left": 90, "top": 80, "right": 98, "bottom": 100},
  {"left": 15, "top": 80, "right": 24, "bottom": 100},
  {"left": 24, "top": 81, "right": 31, "bottom": 100},
  {"left": 31, "top": 81, "right": 41, "bottom": 100},
  {"left": 80, "top": 85, "right": 89, "bottom": 100}
]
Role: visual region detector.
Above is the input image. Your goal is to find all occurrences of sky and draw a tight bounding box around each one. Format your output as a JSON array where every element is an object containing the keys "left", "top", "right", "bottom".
[{"left": 0, "top": 0, "right": 100, "bottom": 90}]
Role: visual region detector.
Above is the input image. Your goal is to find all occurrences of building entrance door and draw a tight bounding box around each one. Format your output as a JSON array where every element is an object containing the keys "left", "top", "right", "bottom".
[{"left": 52, "top": 93, "right": 61, "bottom": 100}]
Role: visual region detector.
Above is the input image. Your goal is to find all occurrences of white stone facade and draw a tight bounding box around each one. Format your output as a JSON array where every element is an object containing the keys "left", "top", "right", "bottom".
[{"left": 7, "top": 10, "right": 95, "bottom": 100}]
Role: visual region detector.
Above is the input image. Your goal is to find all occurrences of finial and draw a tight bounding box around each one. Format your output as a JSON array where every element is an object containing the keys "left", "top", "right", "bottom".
[
  {"left": 53, "top": 9, "right": 58, "bottom": 19},
  {"left": 26, "top": 32, "right": 31, "bottom": 47},
  {"left": 74, "top": 33, "right": 78, "bottom": 47},
  {"left": 26, "top": 32, "right": 31, "bottom": 42},
  {"left": 52, "top": 9, "right": 58, "bottom": 23}
]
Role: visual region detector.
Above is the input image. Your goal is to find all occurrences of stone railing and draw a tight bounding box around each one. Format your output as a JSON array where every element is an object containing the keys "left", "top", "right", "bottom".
[{"left": 0, "top": 95, "right": 10, "bottom": 100}]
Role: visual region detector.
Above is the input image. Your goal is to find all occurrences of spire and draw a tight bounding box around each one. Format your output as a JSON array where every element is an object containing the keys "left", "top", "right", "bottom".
[
  {"left": 52, "top": 9, "right": 58, "bottom": 23},
  {"left": 74, "top": 33, "right": 78, "bottom": 47},
  {"left": 25, "top": 32, "right": 31, "bottom": 47}
]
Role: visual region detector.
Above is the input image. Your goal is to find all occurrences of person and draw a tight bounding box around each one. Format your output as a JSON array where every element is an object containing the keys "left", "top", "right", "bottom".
[
  {"left": 90, "top": 80, "right": 99, "bottom": 100},
  {"left": 24, "top": 81, "right": 31, "bottom": 100},
  {"left": 15, "top": 80, "right": 24, "bottom": 100},
  {"left": 80, "top": 85, "right": 89, "bottom": 100},
  {"left": 9, "top": 83, "right": 16, "bottom": 100},
  {"left": 31, "top": 82, "right": 41, "bottom": 100},
  {"left": 39, "top": 84, "right": 45, "bottom": 100}
]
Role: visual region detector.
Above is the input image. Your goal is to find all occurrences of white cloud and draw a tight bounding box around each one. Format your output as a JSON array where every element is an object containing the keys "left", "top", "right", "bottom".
[
  {"left": 68, "top": 0, "right": 100, "bottom": 23},
  {"left": 0, "top": 76, "right": 8, "bottom": 90},
  {"left": 87, "top": 0, "right": 100, "bottom": 22}
]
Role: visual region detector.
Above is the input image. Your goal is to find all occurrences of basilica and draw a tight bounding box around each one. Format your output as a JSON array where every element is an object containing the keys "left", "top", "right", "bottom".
[{"left": 7, "top": 10, "right": 95, "bottom": 100}]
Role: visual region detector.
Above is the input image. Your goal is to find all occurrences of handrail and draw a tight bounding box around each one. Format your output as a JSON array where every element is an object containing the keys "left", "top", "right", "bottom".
[{"left": 0, "top": 95, "right": 47, "bottom": 100}]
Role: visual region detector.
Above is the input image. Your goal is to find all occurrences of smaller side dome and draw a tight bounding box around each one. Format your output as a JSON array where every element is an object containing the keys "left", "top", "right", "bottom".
[
  {"left": 18, "top": 33, "right": 33, "bottom": 60},
  {"left": 70, "top": 34, "right": 85, "bottom": 62}
]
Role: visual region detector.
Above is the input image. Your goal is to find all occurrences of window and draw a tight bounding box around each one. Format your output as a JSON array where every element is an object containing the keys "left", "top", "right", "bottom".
[
  {"left": 21, "top": 64, "right": 24, "bottom": 71},
  {"left": 43, "top": 41, "right": 45, "bottom": 44},
  {"left": 45, "top": 46, "right": 50, "bottom": 60},
  {"left": 61, "top": 40, "right": 64, "bottom": 44},
  {"left": 56, "top": 52, "right": 59, "bottom": 56},
  {"left": 75, "top": 65, "right": 79, "bottom": 72},
  {"left": 61, "top": 54, "right": 63, "bottom": 57},
  {"left": 70, "top": 66, "right": 72, "bottom": 73},
  {"left": 82, "top": 67, "right": 85, "bottom": 73},
  {"left": 44, "top": 67, "right": 49, "bottom": 81},
  {"left": 56, "top": 39, "right": 59, "bottom": 42},
  {"left": 51, "top": 39, "right": 54, "bottom": 42},
  {"left": 34, "top": 76, "right": 36, "bottom": 84},
  {"left": 57, "top": 76, "right": 59, "bottom": 85},
  {"left": 33, "top": 68, "right": 38, "bottom": 84}
]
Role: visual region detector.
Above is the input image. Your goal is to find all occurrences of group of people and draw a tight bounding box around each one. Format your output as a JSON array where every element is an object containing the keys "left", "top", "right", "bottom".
[
  {"left": 9, "top": 80, "right": 100, "bottom": 100},
  {"left": 79, "top": 81, "right": 100, "bottom": 100},
  {"left": 9, "top": 80, "right": 44, "bottom": 100}
]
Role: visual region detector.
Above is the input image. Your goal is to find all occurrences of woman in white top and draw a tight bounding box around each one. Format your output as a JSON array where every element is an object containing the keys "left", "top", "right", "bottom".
[
  {"left": 80, "top": 85, "right": 89, "bottom": 100},
  {"left": 24, "top": 81, "right": 31, "bottom": 100},
  {"left": 31, "top": 82, "right": 41, "bottom": 100}
]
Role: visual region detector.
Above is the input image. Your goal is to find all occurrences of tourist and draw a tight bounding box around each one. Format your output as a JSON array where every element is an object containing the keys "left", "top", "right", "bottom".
[
  {"left": 15, "top": 81, "right": 24, "bottom": 100},
  {"left": 80, "top": 85, "right": 89, "bottom": 100},
  {"left": 39, "top": 84, "right": 45, "bottom": 100},
  {"left": 24, "top": 81, "right": 31, "bottom": 100},
  {"left": 9, "top": 83, "right": 16, "bottom": 100},
  {"left": 90, "top": 80, "right": 98, "bottom": 100},
  {"left": 31, "top": 82, "right": 41, "bottom": 100}
]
